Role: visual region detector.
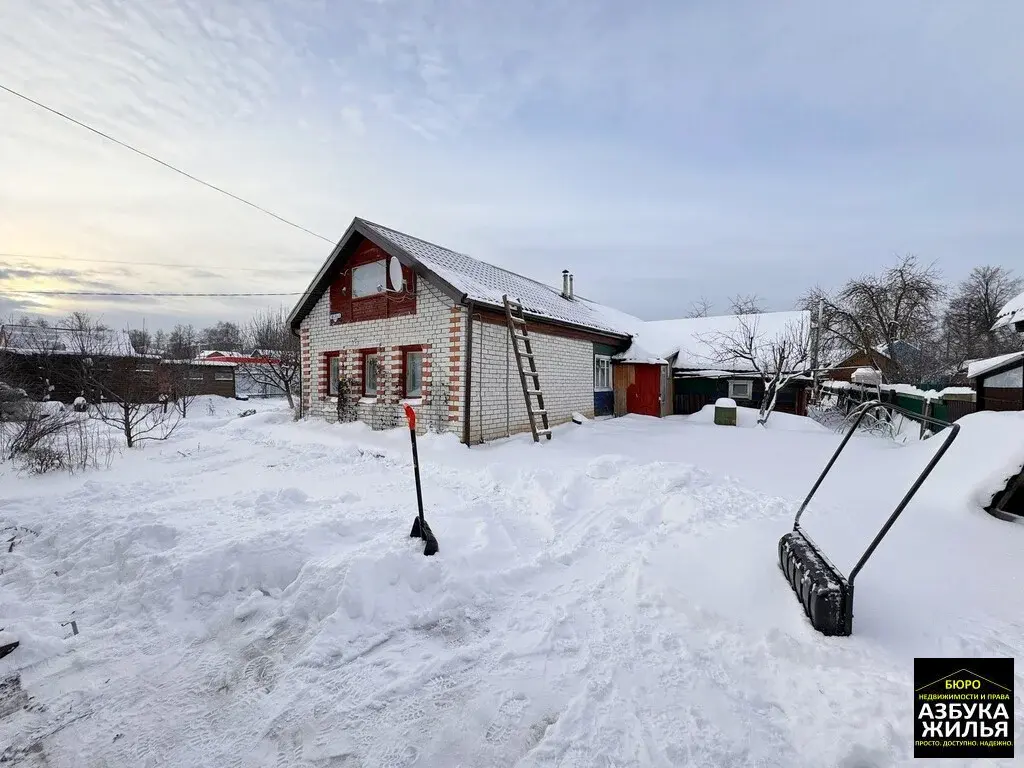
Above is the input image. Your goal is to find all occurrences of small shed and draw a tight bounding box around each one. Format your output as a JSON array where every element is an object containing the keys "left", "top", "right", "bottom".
[
  {"left": 968, "top": 352, "right": 1024, "bottom": 412},
  {"left": 613, "top": 362, "right": 671, "bottom": 417},
  {"left": 611, "top": 346, "right": 671, "bottom": 418}
]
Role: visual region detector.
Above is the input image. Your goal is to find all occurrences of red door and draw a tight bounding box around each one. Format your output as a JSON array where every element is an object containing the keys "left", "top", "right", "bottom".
[{"left": 627, "top": 364, "right": 662, "bottom": 417}]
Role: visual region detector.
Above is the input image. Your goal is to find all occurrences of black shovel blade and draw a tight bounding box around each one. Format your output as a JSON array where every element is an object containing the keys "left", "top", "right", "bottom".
[
  {"left": 0, "top": 640, "right": 19, "bottom": 660},
  {"left": 410, "top": 516, "right": 423, "bottom": 538},
  {"left": 420, "top": 519, "right": 439, "bottom": 557},
  {"left": 778, "top": 531, "right": 851, "bottom": 636}
]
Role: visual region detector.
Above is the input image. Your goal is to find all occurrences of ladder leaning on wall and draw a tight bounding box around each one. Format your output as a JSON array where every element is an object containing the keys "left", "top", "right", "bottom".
[{"left": 502, "top": 294, "right": 551, "bottom": 442}]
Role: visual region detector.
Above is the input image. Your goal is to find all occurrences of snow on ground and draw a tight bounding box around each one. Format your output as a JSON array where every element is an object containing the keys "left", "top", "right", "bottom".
[{"left": 1, "top": 398, "right": 1022, "bottom": 766}]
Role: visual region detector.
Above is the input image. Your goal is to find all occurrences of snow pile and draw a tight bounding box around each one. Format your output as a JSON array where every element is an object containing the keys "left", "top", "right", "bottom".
[
  {"left": 715, "top": 397, "right": 737, "bottom": 408},
  {"left": 850, "top": 367, "right": 881, "bottom": 385},
  {"left": 1, "top": 400, "right": 1022, "bottom": 766},
  {"left": 933, "top": 409, "right": 1024, "bottom": 511},
  {"left": 936, "top": 386, "right": 975, "bottom": 397}
]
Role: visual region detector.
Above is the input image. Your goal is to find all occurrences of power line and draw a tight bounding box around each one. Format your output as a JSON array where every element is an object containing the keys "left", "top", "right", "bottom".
[
  {"left": 5, "top": 290, "right": 305, "bottom": 297},
  {"left": 0, "top": 251, "right": 308, "bottom": 273},
  {"left": 0, "top": 82, "right": 335, "bottom": 245}
]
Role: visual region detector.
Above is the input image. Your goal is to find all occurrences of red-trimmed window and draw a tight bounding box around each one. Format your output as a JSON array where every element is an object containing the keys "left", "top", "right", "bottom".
[
  {"left": 402, "top": 346, "right": 424, "bottom": 398},
  {"left": 326, "top": 351, "right": 341, "bottom": 396},
  {"left": 362, "top": 349, "right": 378, "bottom": 397}
]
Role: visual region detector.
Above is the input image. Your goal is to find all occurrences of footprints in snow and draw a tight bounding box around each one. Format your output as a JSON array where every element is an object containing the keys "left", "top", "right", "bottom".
[{"left": 484, "top": 693, "right": 529, "bottom": 745}]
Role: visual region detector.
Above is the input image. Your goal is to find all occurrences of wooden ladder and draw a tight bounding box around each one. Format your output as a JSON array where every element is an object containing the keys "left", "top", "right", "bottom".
[{"left": 503, "top": 294, "right": 551, "bottom": 442}]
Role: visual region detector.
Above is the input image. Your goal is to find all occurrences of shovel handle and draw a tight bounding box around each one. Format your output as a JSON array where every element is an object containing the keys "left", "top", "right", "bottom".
[{"left": 403, "top": 403, "right": 416, "bottom": 430}]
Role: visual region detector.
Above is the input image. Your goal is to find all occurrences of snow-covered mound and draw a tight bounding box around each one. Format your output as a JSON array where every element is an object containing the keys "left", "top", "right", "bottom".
[
  {"left": 1, "top": 401, "right": 1021, "bottom": 766},
  {"left": 685, "top": 403, "right": 831, "bottom": 432}
]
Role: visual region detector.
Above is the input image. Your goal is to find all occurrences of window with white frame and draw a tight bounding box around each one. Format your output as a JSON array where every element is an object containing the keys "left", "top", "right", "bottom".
[
  {"left": 728, "top": 379, "right": 752, "bottom": 400},
  {"left": 136, "top": 362, "right": 155, "bottom": 373},
  {"left": 214, "top": 367, "right": 233, "bottom": 381},
  {"left": 363, "top": 352, "right": 378, "bottom": 396},
  {"left": 352, "top": 261, "right": 387, "bottom": 298},
  {"left": 594, "top": 355, "right": 612, "bottom": 391},
  {"left": 188, "top": 369, "right": 204, "bottom": 381},
  {"left": 404, "top": 350, "right": 423, "bottom": 398}
]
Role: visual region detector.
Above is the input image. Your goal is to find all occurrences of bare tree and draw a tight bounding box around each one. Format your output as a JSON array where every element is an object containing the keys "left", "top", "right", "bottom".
[
  {"left": 167, "top": 324, "right": 200, "bottom": 360},
  {"left": 86, "top": 359, "right": 181, "bottom": 447},
  {"left": 238, "top": 307, "right": 300, "bottom": 408},
  {"left": 202, "top": 321, "right": 243, "bottom": 352},
  {"left": 152, "top": 329, "right": 168, "bottom": 357},
  {"left": 704, "top": 314, "right": 811, "bottom": 426},
  {"left": 61, "top": 311, "right": 114, "bottom": 356},
  {"left": 686, "top": 296, "right": 713, "bottom": 318},
  {"left": 166, "top": 363, "right": 201, "bottom": 418},
  {"left": 728, "top": 293, "right": 765, "bottom": 315},
  {"left": 129, "top": 328, "right": 153, "bottom": 355},
  {"left": 804, "top": 255, "right": 944, "bottom": 383},
  {"left": 942, "top": 266, "right": 1023, "bottom": 365}
]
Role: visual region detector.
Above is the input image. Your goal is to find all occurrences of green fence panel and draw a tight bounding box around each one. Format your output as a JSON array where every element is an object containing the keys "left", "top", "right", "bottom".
[{"left": 894, "top": 393, "right": 925, "bottom": 415}]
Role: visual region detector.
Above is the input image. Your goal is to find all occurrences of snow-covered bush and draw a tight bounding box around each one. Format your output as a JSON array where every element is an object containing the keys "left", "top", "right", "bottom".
[
  {"left": 18, "top": 444, "right": 66, "bottom": 474},
  {"left": 1, "top": 405, "right": 121, "bottom": 474}
]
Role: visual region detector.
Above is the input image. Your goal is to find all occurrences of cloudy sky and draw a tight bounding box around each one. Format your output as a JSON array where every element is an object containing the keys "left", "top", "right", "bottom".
[{"left": 2, "top": 0, "right": 1023, "bottom": 332}]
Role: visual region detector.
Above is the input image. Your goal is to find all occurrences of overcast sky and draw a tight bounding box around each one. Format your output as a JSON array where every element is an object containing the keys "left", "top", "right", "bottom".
[{"left": 3, "top": 0, "right": 1023, "bottom": 332}]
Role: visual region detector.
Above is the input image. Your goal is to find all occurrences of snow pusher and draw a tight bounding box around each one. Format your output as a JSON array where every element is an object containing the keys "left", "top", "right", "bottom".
[
  {"left": 403, "top": 404, "right": 439, "bottom": 556},
  {"left": 778, "top": 400, "right": 960, "bottom": 636}
]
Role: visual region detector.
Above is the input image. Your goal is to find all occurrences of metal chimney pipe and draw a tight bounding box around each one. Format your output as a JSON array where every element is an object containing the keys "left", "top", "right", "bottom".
[
  {"left": 562, "top": 269, "right": 569, "bottom": 297},
  {"left": 568, "top": 273, "right": 574, "bottom": 299}
]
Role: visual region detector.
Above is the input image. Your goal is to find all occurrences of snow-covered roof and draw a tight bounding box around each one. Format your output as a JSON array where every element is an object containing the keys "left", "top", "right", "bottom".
[
  {"left": 360, "top": 221, "right": 632, "bottom": 337},
  {"left": 967, "top": 351, "right": 1024, "bottom": 380},
  {"left": 0, "top": 324, "right": 141, "bottom": 357},
  {"left": 992, "top": 289, "right": 1024, "bottom": 330},
  {"left": 289, "top": 218, "right": 633, "bottom": 338},
  {"left": 616, "top": 311, "right": 811, "bottom": 372},
  {"left": 674, "top": 369, "right": 758, "bottom": 379}
]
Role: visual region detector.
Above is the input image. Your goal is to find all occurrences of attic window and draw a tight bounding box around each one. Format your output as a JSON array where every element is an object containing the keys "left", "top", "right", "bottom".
[{"left": 352, "top": 261, "right": 386, "bottom": 298}]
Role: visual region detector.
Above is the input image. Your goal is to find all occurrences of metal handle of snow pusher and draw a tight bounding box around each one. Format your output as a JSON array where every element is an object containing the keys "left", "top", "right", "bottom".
[{"left": 792, "top": 399, "right": 960, "bottom": 586}]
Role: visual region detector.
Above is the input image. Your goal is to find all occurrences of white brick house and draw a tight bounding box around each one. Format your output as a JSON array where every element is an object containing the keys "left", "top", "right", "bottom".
[{"left": 287, "top": 217, "right": 634, "bottom": 444}]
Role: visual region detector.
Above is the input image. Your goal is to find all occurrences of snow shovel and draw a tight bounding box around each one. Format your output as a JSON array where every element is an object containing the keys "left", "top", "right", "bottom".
[
  {"left": 778, "top": 400, "right": 960, "bottom": 636},
  {"left": 403, "top": 404, "right": 438, "bottom": 556}
]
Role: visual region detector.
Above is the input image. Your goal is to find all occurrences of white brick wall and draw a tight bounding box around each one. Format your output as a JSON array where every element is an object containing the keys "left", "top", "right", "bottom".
[
  {"left": 299, "top": 277, "right": 597, "bottom": 443},
  {"left": 299, "top": 281, "right": 462, "bottom": 435},
  {"left": 465, "top": 316, "right": 594, "bottom": 443}
]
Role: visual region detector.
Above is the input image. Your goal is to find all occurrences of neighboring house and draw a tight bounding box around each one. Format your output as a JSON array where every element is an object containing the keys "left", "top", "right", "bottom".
[
  {"left": 198, "top": 350, "right": 287, "bottom": 398},
  {"left": 614, "top": 312, "right": 813, "bottom": 416},
  {"left": 0, "top": 324, "right": 235, "bottom": 403},
  {"left": 825, "top": 347, "right": 896, "bottom": 383},
  {"left": 968, "top": 352, "right": 1024, "bottom": 412},
  {"left": 288, "top": 218, "right": 817, "bottom": 442},
  {"left": 288, "top": 218, "right": 633, "bottom": 443},
  {"left": 160, "top": 359, "right": 237, "bottom": 400}
]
